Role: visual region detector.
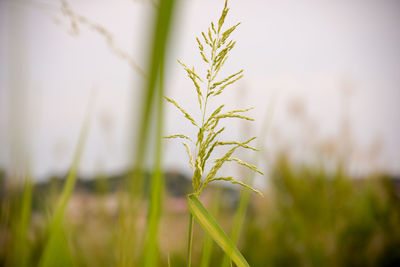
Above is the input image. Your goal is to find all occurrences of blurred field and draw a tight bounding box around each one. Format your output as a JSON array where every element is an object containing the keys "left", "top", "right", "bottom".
[
  {"left": 1, "top": 158, "right": 400, "bottom": 266},
  {"left": 1, "top": 0, "right": 400, "bottom": 266}
]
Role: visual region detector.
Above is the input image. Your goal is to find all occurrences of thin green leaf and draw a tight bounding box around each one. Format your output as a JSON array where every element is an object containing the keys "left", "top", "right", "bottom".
[
  {"left": 200, "top": 188, "right": 221, "bottom": 267},
  {"left": 187, "top": 194, "right": 250, "bottom": 267},
  {"left": 39, "top": 95, "right": 93, "bottom": 267},
  {"left": 13, "top": 178, "right": 32, "bottom": 266},
  {"left": 143, "top": 2, "right": 178, "bottom": 264}
]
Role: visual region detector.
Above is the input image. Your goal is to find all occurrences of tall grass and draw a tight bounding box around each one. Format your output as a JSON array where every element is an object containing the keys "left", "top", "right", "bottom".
[
  {"left": 39, "top": 95, "right": 93, "bottom": 267},
  {"left": 242, "top": 158, "right": 400, "bottom": 266},
  {"left": 118, "top": 0, "right": 179, "bottom": 266},
  {"left": 2, "top": 0, "right": 400, "bottom": 267},
  {"left": 5, "top": 177, "right": 33, "bottom": 267},
  {"left": 164, "top": 1, "right": 263, "bottom": 265}
]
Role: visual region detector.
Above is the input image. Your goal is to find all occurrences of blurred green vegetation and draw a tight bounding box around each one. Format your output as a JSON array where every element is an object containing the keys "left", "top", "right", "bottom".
[
  {"left": 243, "top": 157, "right": 400, "bottom": 267},
  {"left": 2, "top": 0, "right": 400, "bottom": 266},
  {"left": 1, "top": 159, "right": 400, "bottom": 266}
]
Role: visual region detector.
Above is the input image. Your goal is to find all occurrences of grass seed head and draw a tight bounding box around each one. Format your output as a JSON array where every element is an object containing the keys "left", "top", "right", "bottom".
[{"left": 164, "top": 0, "right": 263, "bottom": 196}]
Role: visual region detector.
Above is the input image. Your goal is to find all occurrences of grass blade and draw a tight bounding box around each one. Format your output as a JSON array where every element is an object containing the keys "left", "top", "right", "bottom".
[
  {"left": 11, "top": 178, "right": 32, "bottom": 267},
  {"left": 143, "top": 52, "right": 165, "bottom": 267},
  {"left": 199, "top": 228, "right": 214, "bottom": 267},
  {"left": 187, "top": 213, "right": 194, "bottom": 267},
  {"left": 39, "top": 96, "right": 93, "bottom": 267},
  {"left": 142, "top": 0, "right": 177, "bottom": 266},
  {"left": 187, "top": 194, "right": 250, "bottom": 267},
  {"left": 199, "top": 188, "right": 221, "bottom": 267},
  {"left": 131, "top": 0, "right": 177, "bottom": 194}
]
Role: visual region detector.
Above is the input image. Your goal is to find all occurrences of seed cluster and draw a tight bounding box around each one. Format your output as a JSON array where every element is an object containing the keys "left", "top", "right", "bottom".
[{"left": 165, "top": 0, "right": 263, "bottom": 197}]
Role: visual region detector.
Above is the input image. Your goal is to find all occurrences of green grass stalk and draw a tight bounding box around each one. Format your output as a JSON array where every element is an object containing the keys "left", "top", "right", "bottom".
[
  {"left": 12, "top": 178, "right": 33, "bottom": 267},
  {"left": 143, "top": 60, "right": 165, "bottom": 267},
  {"left": 142, "top": 0, "right": 177, "bottom": 265},
  {"left": 39, "top": 96, "right": 93, "bottom": 267},
  {"left": 130, "top": 0, "right": 176, "bottom": 198},
  {"left": 187, "top": 213, "right": 194, "bottom": 267},
  {"left": 188, "top": 194, "right": 250, "bottom": 267}
]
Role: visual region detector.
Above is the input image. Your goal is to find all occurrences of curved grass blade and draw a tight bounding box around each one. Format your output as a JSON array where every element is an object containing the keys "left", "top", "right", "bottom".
[
  {"left": 199, "top": 187, "right": 221, "bottom": 267},
  {"left": 187, "top": 194, "right": 250, "bottom": 267}
]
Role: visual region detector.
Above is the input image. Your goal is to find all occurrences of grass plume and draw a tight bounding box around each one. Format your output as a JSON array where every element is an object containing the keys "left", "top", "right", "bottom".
[
  {"left": 165, "top": 0, "right": 262, "bottom": 197},
  {"left": 164, "top": 1, "right": 263, "bottom": 265}
]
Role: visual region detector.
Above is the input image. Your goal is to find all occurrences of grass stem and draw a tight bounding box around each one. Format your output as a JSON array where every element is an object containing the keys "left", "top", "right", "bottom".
[{"left": 187, "top": 213, "right": 194, "bottom": 267}]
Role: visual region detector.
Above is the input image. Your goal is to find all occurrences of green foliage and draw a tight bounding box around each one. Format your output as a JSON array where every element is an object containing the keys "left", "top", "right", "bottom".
[
  {"left": 242, "top": 157, "right": 400, "bottom": 267},
  {"left": 39, "top": 98, "right": 93, "bottom": 267},
  {"left": 1, "top": 160, "right": 400, "bottom": 267},
  {"left": 2, "top": 1, "right": 400, "bottom": 267}
]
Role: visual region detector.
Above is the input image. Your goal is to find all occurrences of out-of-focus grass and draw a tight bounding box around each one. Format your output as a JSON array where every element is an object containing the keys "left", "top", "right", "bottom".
[
  {"left": 2, "top": 0, "right": 400, "bottom": 266},
  {"left": 131, "top": 0, "right": 177, "bottom": 265},
  {"left": 221, "top": 102, "right": 276, "bottom": 267},
  {"left": 242, "top": 157, "right": 400, "bottom": 267},
  {"left": 39, "top": 96, "right": 93, "bottom": 267},
  {"left": 1, "top": 178, "right": 33, "bottom": 267},
  {"left": 1, "top": 157, "right": 400, "bottom": 266}
]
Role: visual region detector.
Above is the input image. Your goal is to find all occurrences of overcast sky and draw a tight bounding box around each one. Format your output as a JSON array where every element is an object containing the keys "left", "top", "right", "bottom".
[{"left": 1, "top": 0, "right": 399, "bottom": 180}]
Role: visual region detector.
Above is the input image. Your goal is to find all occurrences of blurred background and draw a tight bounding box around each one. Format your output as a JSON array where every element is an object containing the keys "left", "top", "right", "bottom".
[{"left": 0, "top": 0, "right": 399, "bottom": 266}]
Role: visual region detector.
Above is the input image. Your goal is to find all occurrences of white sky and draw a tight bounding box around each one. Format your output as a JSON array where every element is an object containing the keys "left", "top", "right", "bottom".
[{"left": 0, "top": 0, "right": 399, "bottom": 180}]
